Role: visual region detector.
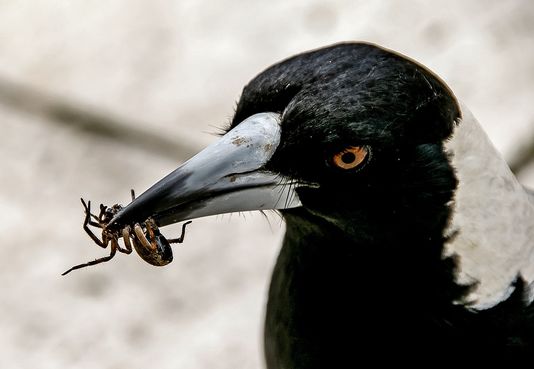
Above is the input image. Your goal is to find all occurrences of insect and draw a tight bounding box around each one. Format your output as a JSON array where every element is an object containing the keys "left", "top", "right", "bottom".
[{"left": 62, "top": 190, "right": 192, "bottom": 275}]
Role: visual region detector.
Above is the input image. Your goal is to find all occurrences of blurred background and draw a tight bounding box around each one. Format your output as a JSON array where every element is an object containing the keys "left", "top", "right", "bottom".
[{"left": 1, "top": 1, "right": 533, "bottom": 368}]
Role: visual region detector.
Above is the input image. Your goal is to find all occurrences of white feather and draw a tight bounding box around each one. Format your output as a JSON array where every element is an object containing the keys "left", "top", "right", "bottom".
[{"left": 444, "top": 103, "right": 534, "bottom": 309}]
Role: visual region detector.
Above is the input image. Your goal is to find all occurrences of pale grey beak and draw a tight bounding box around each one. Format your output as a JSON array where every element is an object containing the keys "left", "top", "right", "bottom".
[{"left": 109, "top": 113, "right": 302, "bottom": 228}]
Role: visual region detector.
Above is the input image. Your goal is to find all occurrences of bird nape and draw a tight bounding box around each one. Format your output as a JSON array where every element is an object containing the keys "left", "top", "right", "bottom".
[{"left": 108, "top": 42, "right": 534, "bottom": 365}]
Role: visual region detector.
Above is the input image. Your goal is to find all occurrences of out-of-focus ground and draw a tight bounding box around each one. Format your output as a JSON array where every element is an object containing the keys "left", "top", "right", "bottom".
[{"left": 0, "top": 1, "right": 533, "bottom": 368}]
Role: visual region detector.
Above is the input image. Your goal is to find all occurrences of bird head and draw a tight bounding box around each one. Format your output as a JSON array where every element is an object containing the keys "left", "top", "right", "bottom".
[{"left": 109, "top": 42, "right": 461, "bottom": 243}]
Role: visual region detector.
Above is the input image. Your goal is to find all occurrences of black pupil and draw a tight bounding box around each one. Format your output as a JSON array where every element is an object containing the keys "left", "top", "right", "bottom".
[{"left": 341, "top": 151, "right": 356, "bottom": 164}]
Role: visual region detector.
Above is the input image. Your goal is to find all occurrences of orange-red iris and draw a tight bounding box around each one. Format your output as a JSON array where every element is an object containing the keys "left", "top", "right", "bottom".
[{"left": 332, "top": 146, "right": 368, "bottom": 170}]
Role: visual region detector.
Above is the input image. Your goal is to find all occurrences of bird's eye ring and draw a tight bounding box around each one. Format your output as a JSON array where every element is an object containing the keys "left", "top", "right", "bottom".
[{"left": 331, "top": 146, "right": 370, "bottom": 170}]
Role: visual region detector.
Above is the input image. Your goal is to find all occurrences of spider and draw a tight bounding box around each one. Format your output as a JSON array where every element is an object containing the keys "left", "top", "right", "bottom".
[{"left": 62, "top": 191, "right": 191, "bottom": 275}]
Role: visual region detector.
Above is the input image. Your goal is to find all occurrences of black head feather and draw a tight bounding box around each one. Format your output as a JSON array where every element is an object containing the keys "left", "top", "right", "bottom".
[{"left": 233, "top": 42, "right": 460, "bottom": 145}]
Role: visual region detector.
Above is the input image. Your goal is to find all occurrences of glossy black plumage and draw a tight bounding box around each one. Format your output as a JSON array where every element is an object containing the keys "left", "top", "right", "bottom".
[{"left": 229, "top": 43, "right": 534, "bottom": 366}]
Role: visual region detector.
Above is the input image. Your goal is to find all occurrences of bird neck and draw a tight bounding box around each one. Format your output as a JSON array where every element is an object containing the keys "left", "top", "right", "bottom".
[
  {"left": 282, "top": 204, "right": 468, "bottom": 306},
  {"left": 444, "top": 104, "right": 534, "bottom": 308}
]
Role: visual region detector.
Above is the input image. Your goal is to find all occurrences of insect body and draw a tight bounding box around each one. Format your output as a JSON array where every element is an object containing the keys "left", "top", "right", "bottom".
[
  {"left": 132, "top": 218, "right": 174, "bottom": 266},
  {"left": 62, "top": 192, "right": 191, "bottom": 275}
]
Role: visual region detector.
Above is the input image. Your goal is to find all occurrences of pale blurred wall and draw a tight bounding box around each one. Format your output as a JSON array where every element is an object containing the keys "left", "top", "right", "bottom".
[{"left": 0, "top": 1, "right": 533, "bottom": 368}]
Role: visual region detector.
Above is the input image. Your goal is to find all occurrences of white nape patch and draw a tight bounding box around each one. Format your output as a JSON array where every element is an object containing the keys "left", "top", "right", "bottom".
[{"left": 444, "top": 103, "right": 534, "bottom": 310}]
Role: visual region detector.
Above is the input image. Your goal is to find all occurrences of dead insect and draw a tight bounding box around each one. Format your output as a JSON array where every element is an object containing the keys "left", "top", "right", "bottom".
[{"left": 62, "top": 191, "right": 191, "bottom": 275}]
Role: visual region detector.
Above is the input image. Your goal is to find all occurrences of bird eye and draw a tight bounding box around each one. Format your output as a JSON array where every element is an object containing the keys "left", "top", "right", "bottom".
[{"left": 331, "top": 146, "right": 369, "bottom": 170}]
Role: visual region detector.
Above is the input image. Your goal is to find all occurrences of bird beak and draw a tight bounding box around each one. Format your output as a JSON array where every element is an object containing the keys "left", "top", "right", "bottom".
[{"left": 109, "top": 113, "right": 301, "bottom": 228}]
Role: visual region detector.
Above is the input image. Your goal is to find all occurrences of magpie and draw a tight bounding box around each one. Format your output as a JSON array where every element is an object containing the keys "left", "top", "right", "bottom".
[{"left": 109, "top": 42, "right": 534, "bottom": 365}]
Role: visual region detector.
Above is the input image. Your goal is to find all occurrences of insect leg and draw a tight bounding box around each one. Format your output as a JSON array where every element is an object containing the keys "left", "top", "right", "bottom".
[
  {"left": 81, "top": 199, "right": 108, "bottom": 247},
  {"left": 145, "top": 220, "right": 159, "bottom": 250},
  {"left": 134, "top": 223, "right": 155, "bottom": 251},
  {"left": 130, "top": 234, "right": 144, "bottom": 253},
  {"left": 118, "top": 227, "right": 133, "bottom": 254},
  {"left": 167, "top": 221, "right": 192, "bottom": 244},
  {"left": 61, "top": 237, "right": 116, "bottom": 275},
  {"left": 97, "top": 204, "right": 108, "bottom": 223}
]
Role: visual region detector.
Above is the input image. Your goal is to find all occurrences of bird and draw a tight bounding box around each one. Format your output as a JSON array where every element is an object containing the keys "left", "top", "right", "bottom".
[{"left": 109, "top": 42, "right": 534, "bottom": 366}]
